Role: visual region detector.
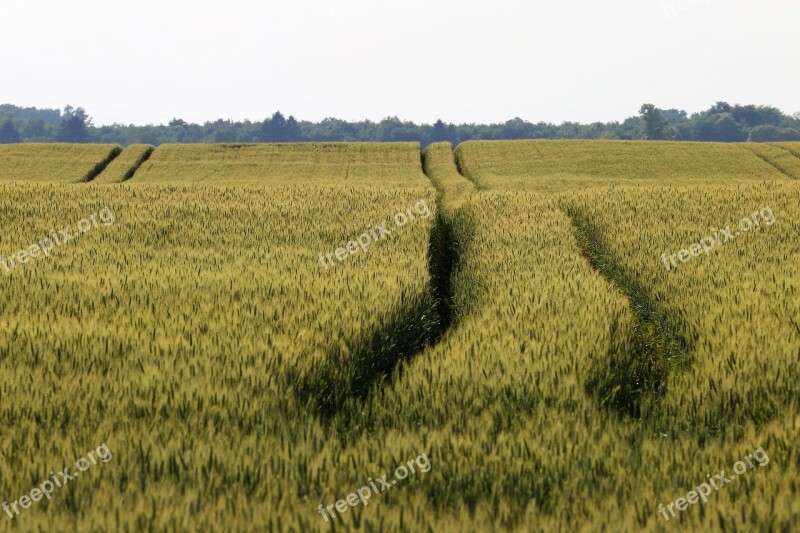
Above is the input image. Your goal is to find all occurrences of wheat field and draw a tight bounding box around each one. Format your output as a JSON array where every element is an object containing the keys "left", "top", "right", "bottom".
[
  {"left": 0, "top": 144, "right": 122, "bottom": 184},
  {"left": 0, "top": 140, "right": 798, "bottom": 531},
  {"left": 93, "top": 144, "right": 154, "bottom": 183},
  {"left": 454, "top": 140, "right": 797, "bottom": 193},
  {"left": 132, "top": 143, "right": 429, "bottom": 187}
]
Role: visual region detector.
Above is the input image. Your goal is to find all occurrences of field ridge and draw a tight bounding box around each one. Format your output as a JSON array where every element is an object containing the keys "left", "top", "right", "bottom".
[
  {"left": 746, "top": 144, "right": 800, "bottom": 179},
  {"left": 94, "top": 144, "right": 155, "bottom": 183},
  {"left": 453, "top": 143, "right": 486, "bottom": 191},
  {"left": 297, "top": 149, "right": 468, "bottom": 422},
  {"left": 81, "top": 146, "right": 123, "bottom": 182},
  {"left": 566, "top": 207, "right": 693, "bottom": 419},
  {"left": 422, "top": 142, "right": 476, "bottom": 209}
]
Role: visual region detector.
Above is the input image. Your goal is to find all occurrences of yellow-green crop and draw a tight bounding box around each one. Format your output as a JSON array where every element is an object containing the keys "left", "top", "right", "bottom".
[
  {"left": 455, "top": 139, "right": 796, "bottom": 193},
  {"left": 133, "top": 142, "right": 429, "bottom": 187},
  {"left": 93, "top": 144, "right": 154, "bottom": 183},
  {"left": 0, "top": 140, "right": 798, "bottom": 532},
  {"left": 0, "top": 144, "right": 122, "bottom": 183}
]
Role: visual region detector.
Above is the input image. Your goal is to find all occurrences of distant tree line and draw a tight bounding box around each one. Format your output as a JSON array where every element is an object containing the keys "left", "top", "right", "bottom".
[
  {"left": 638, "top": 103, "right": 800, "bottom": 142},
  {"left": 1, "top": 102, "right": 799, "bottom": 147}
]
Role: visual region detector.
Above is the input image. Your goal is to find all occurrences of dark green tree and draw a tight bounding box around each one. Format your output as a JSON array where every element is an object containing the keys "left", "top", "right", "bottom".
[
  {"left": 377, "top": 116, "right": 417, "bottom": 142},
  {"left": 710, "top": 101, "right": 732, "bottom": 114},
  {"left": 57, "top": 106, "right": 91, "bottom": 142},
  {"left": 260, "top": 112, "right": 287, "bottom": 142},
  {"left": 732, "top": 105, "right": 783, "bottom": 128},
  {"left": 748, "top": 125, "right": 800, "bottom": 142},
  {"left": 0, "top": 119, "right": 21, "bottom": 143},
  {"left": 639, "top": 104, "right": 671, "bottom": 140},
  {"left": 21, "top": 119, "right": 49, "bottom": 141},
  {"left": 432, "top": 119, "right": 448, "bottom": 142},
  {"left": 284, "top": 116, "right": 303, "bottom": 142},
  {"left": 714, "top": 113, "right": 747, "bottom": 142}
]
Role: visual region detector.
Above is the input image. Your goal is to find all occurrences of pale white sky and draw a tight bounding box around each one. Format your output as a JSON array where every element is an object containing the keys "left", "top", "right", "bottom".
[{"left": 0, "top": 0, "right": 797, "bottom": 126}]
